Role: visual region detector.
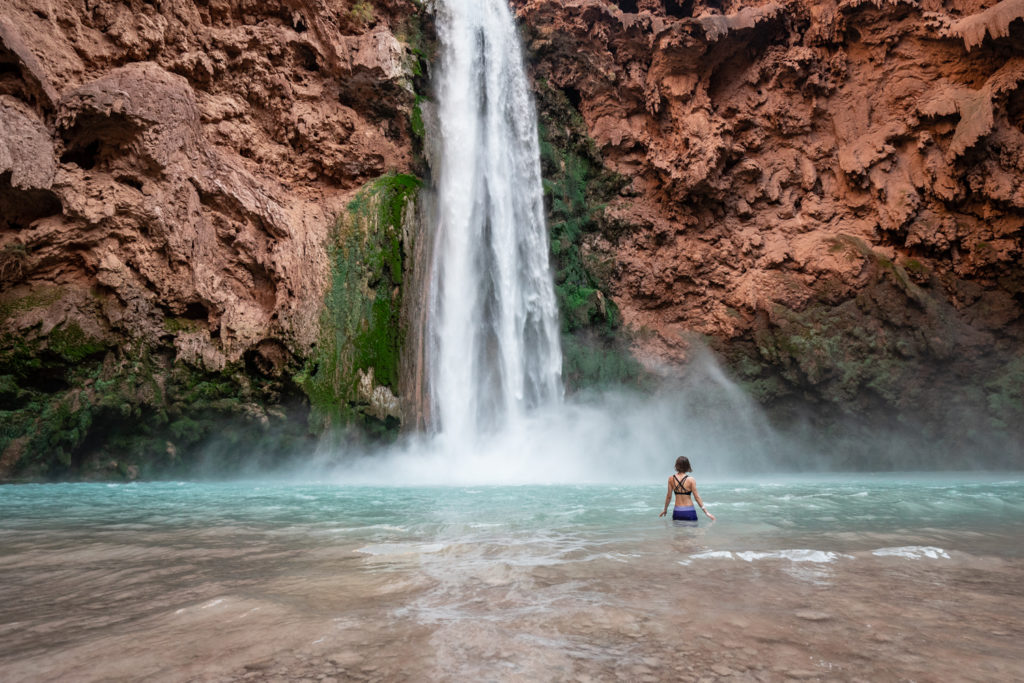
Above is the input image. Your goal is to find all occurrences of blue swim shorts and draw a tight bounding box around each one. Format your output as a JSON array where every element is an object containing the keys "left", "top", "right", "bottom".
[{"left": 672, "top": 505, "right": 697, "bottom": 521}]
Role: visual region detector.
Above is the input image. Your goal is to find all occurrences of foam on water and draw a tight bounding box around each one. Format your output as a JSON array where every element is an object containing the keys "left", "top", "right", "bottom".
[
  {"left": 356, "top": 543, "right": 446, "bottom": 556},
  {"left": 872, "top": 546, "right": 951, "bottom": 560},
  {"left": 736, "top": 549, "right": 849, "bottom": 563},
  {"left": 682, "top": 549, "right": 850, "bottom": 565}
]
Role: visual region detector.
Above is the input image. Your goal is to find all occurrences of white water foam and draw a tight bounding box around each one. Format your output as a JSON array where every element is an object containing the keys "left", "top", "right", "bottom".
[
  {"left": 682, "top": 546, "right": 954, "bottom": 567},
  {"left": 736, "top": 549, "right": 848, "bottom": 563},
  {"left": 871, "top": 546, "right": 950, "bottom": 560},
  {"left": 681, "top": 549, "right": 849, "bottom": 566},
  {"left": 356, "top": 543, "right": 447, "bottom": 556}
]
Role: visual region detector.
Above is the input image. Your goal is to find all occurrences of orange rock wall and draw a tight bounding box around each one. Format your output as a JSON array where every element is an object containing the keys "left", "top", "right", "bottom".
[
  {"left": 1, "top": 0, "right": 418, "bottom": 368},
  {"left": 514, "top": 0, "right": 1024, "bottom": 433},
  {"left": 2, "top": 0, "right": 1022, "bottom": 468},
  {"left": 0, "top": 0, "right": 425, "bottom": 477}
]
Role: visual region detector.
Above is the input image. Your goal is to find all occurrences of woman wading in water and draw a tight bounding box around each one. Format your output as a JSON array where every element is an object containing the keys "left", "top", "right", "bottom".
[{"left": 659, "top": 456, "right": 716, "bottom": 522}]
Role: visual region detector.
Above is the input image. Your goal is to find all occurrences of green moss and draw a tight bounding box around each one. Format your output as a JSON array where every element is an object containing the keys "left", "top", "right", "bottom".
[
  {"left": 741, "top": 240, "right": 970, "bottom": 415},
  {"left": 349, "top": 1, "right": 374, "bottom": 27},
  {"left": 0, "top": 334, "right": 42, "bottom": 380},
  {"left": 48, "top": 323, "right": 107, "bottom": 362},
  {"left": 903, "top": 258, "right": 928, "bottom": 277},
  {"left": 561, "top": 334, "right": 647, "bottom": 391},
  {"left": 397, "top": 11, "right": 431, "bottom": 79},
  {"left": 411, "top": 95, "right": 427, "bottom": 140},
  {"left": 163, "top": 317, "right": 205, "bottom": 333},
  {"left": 300, "top": 173, "right": 420, "bottom": 435},
  {"left": 533, "top": 81, "right": 643, "bottom": 391},
  {"left": 0, "top": 327, "right": 312, "bottom": 480},
  {"left": 536, "top": 85, "right": 621, "bottom": 337}
]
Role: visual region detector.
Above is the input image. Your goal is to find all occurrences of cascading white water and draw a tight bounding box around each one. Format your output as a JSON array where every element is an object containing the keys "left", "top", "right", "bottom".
[{"left": 427, "top": 0, "right": 563, "bottom": 446}]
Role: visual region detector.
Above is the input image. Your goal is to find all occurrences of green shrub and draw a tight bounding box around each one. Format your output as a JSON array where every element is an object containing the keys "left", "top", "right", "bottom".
[{"left": 534, "top": 82, "right": 644, "bottom": 391}]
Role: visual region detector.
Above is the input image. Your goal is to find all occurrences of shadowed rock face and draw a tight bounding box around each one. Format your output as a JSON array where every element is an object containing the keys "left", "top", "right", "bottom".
[{"left": 513, "top": 0, "right": 1024, "bottom": 440}]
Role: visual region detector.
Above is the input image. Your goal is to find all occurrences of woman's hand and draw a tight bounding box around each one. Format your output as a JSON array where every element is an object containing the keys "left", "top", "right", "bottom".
[
  {"left": 659, "top": 510, "right": 667, "bottom": 517},
  {"left": 706, "top": 510, "right": 716, "bottom": 521}
]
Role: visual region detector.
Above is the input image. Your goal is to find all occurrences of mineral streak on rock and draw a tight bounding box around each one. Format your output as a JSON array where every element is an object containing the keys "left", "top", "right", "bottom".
[{"left": 512, "top": 0, "right": 1024, "bottom": 442}]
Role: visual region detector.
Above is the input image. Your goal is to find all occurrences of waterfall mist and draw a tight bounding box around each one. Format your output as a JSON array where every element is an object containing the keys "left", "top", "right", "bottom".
[{"left": 301, "top": 350, "right": 778, "bottom": 485}]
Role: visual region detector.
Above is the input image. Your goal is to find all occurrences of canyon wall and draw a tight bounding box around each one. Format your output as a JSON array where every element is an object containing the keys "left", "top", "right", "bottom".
[
  {"left": 2, "top": 0, "right": 1022, "bottom": 476},
  {"left": 513, "top": 0, "right": 1024, "bottom": 460},
  {"left": 0, "top": 0, "right": 423, "bottom": 477}
]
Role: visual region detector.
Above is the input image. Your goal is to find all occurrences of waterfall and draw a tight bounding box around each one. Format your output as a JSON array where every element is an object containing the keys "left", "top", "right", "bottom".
[{"left": 426, "top": 0, "right": 563, "bottom": 446}]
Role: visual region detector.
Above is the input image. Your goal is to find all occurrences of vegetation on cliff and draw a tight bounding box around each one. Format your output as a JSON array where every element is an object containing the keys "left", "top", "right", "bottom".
[
  {"left": 0, "top": 171, "right": 422, "bottom": 480},
  {"left": 534, "top": 82, "right": 648, "bottom": 392},
  {"left": 0, "top": 321, "right": 311, "bottom": 481},
  {"left": 297, "top": 173, "right": 420, "bottom": 441},
  {"left": 515, "top": 0, "right": 1024, "bottom": 458},
  {"left": 0, "top": 0, "right": 432, "bottom": 479},
  {"left": 723, "top": 234, "right": 1024, "bottom": 464}
]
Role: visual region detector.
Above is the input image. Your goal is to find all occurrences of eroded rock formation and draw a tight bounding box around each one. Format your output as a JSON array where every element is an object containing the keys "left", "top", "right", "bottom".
[
  {"left": 1, "top": 0, "right": 422, "bottom": 477},
  {"left": 2, "top": 0, "right": 1022, "bottom": 475},
  {"left": 513, "top": 0, "right": 1024, "bottom": 448}
]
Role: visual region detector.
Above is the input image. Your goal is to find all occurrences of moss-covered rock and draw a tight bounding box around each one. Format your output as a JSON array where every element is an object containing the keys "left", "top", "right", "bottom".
[
  {"left": 534, "top": 81, "right": 648, "bottom": 392},
  {"left": 297, "top": 173, "right": 420, "bottom": 440},
  {"left": 48, "top": 322, "right": 107, "bottom": 363},
  {"left": 0, "top": 333, "right": 313, "bottom": 481},
  {"left": 0, "top": 286, "right": 62, "bottom": 326},
  {"left": 720, "top": 237, "right": 1024, "bottom": 450}
]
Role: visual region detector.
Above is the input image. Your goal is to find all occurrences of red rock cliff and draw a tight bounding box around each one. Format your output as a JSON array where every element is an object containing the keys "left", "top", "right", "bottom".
[
  {"left": 0, "top": 0, "right": 423, "bottom": 477},
  {"left": 2, "top": 0, "right": 1022, "bottom": 474},
  {"left": 1, "top": 0, "right": 417, "bottom": 364},
  {"left": 513, "top": 0, "right": 1024, "bottom": 445}
]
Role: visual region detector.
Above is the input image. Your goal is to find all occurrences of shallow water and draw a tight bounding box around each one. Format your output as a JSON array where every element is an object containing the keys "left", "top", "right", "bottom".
[{"left": 2, "top": 475, "right": 1023, "bottom": 681}]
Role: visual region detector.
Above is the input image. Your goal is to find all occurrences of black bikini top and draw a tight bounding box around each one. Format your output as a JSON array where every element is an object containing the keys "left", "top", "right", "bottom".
[{"left": 673, "top": 474, "right": 694, "bottom": 496}]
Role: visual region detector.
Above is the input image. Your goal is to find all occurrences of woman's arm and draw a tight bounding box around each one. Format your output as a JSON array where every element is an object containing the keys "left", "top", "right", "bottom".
[
  {"left": 659, "top": 478, "right": 673, "bottom": 517},
  {"left": 690, "top": 482, "right": 716, "bottom": 521}
]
